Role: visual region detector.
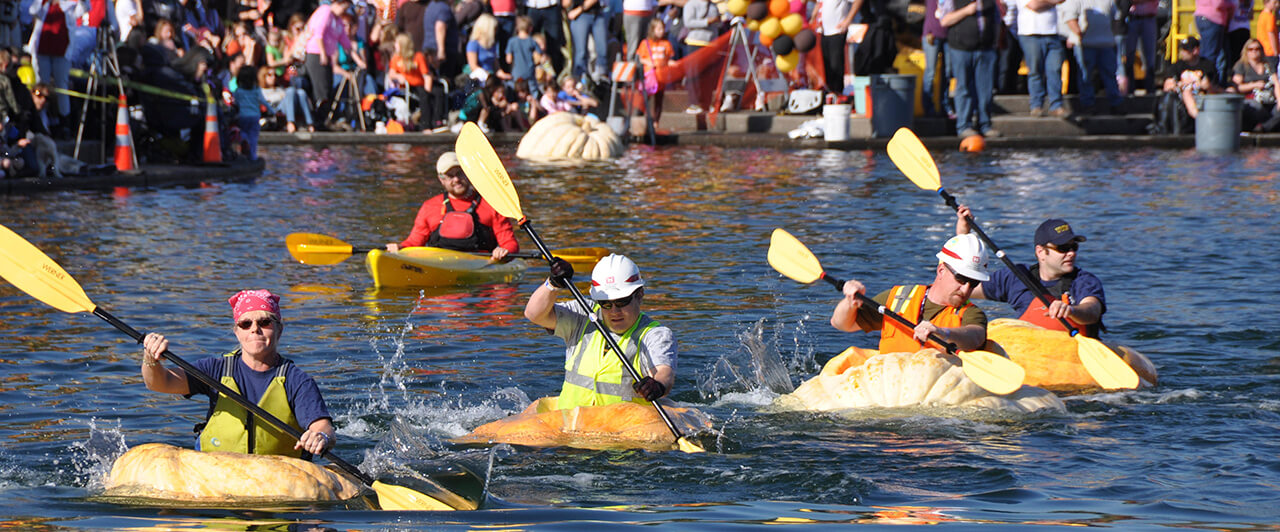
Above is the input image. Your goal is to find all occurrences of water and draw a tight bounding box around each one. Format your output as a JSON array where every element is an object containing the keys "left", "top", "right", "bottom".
[{"left": 1, "top": 143, "right": 1278, "bottom": 529}]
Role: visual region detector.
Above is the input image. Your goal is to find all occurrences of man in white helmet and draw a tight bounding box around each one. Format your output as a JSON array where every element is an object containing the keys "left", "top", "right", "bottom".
[
  {"left": 830, "top": 233, "right": 991, "bottom": 353},
  {"left": 523, "top": 254, "right": 677, "bottom": 410},
  {"left": 956, "top": 206, "right": 1105, "bottom": 337}
]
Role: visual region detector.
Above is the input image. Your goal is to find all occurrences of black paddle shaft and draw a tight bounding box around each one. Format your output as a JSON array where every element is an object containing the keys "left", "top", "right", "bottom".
[
  {"left": 819, "top": 272, "right": 961, "bottom": 354},
  {"left": 517, "top": 220, "right": 691, "bottom": 442},
  {"left": 92, "top": 307, "right": 376, "bottom": 486},
  {"left": 938, "top": 188, "right": 1080, "bottom": 335}
]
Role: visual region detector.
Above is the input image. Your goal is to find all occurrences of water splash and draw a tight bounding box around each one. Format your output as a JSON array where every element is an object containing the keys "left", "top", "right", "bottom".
[
  {"left": 67, "top": 418, "right": 129, "bottom": 491},
  {"left": 697, "top": 318, "right": 815, "bottom": 401}
]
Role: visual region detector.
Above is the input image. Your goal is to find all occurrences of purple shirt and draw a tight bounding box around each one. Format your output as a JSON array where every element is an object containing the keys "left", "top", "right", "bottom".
[{"left": 925, "top": 0, "right": 946, "bottom": 38}]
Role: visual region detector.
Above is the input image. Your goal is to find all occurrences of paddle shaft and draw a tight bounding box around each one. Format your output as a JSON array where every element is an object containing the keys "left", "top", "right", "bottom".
[
  {"left": 938, "top": 189, "right": 1083, "bottom": 336},
  {"left": 517, "top": 219, "right": 691, "bottom": 443},
  {"left": 92, "top": 306, "right": 376, "bottom": 486},
  {"left": 819, "top": 273, "right": 961, "bottom": 355}
]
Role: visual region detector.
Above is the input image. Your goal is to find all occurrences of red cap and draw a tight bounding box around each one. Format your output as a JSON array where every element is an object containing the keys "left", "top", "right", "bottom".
[{"left": 229, "top": 289, "right": 281, "bottom": 321}]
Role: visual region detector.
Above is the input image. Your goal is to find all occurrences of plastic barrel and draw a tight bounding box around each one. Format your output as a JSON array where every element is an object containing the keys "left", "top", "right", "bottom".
[
  {"left": 1195, "top": 94, "right": 1244, "bottom": 153},
  {"left": 850, "top": 76, "right": 872, "bottom": 115},
  {"left": 823, "top": 104, "right": 852, "bottom": 141},
  {"left": 871, "top": 74, "right": 915, "bottom": 138}
]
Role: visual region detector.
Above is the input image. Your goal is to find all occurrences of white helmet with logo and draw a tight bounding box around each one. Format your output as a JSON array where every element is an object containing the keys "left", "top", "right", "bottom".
[
  {"left": 589, "top": 254, "right": 645, "bottom": 300},
  {"left": 936, "top": 233, "right": 990, "bottom": 281}
]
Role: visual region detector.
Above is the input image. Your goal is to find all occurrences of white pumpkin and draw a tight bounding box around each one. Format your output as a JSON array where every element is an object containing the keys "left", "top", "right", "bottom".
[
  {"left": 103, "top": 443, "right": 364, "bottom": 503},
  {"left": 774, "top": 348, "right": 1066, "bottom": 414},
  {"left": 516, "top": 112, "right": 623, "bottom": 160}
]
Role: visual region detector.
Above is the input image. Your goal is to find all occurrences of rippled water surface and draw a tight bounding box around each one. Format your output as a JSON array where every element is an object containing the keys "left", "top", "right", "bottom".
[{"left": 1, "top": 143, "right": 1278, "bottom": 529}]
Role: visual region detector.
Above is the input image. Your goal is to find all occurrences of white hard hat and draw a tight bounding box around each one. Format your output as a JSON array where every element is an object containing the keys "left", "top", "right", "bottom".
[
  {"left": 936, "top": 233, "right": 990, "bottom": 281},
  {"left": 589, "top": 254, "right": 645, "bottom": 300}
]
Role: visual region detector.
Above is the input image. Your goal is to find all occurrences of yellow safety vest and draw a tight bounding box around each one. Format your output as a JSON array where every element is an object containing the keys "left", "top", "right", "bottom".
[
  {"left": 198, "top": 352, "right": 303, "bottom": 458},
  {"left": 879, "top": 285, "right": 974, "bottom": 354},
  {"left": 557, "top": 309, "right": 661, "bottom": 410}
]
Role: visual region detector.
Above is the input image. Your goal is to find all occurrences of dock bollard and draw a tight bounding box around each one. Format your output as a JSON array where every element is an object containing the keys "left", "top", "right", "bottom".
[{"left": 1195, "top": 94, "right": 1244, "bottom": 153}]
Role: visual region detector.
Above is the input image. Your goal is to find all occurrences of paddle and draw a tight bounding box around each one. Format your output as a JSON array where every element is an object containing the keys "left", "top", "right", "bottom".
[
  {"left": 454, "top": 122, "right": 705, "bottom": 454},
  {"left": 0, "top": 224, "right": 481, "bottom": 511},
  {"left": 886, "top": 127, "right": 1139, "bottom": 390},
  {"left": 767, "top": 228, "right": 1025, "bottom": 396},
  {"left": 285, "top": 232, "right": 610, "bottom": 269}
]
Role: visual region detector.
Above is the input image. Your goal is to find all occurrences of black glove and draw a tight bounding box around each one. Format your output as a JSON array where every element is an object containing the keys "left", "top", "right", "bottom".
[
  {"left": 548, "top": 257, "right": 574, "bottom": 288},
  {"left": 632, "top": 376, "right": 666, "bottom": 401}
]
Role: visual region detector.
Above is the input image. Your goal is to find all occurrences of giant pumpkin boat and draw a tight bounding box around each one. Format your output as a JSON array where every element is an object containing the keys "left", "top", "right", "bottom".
[{"left": 453, "top": 397, "right": 713, "bottom": 451}]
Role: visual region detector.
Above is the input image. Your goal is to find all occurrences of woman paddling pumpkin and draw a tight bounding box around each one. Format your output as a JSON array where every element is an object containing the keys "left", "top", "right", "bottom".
[{"left": 140, "top": 290, "right": 335, "bottom": 459}]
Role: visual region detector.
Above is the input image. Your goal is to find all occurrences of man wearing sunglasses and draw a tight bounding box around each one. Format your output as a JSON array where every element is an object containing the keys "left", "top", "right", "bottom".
[
  {"left": 831, "top": 233, "right": 991, "bottom": 354},
  {"left": 138, "top": 290, "right": 336, "bottom": 460},
  {"left": 524, "top": 254, "right": 677, "bottom": 410},
  {"left": 386, "top": 152, "right": 520, "bottom": 260},
  {"left": 956, "top": 207, "right": 1105, "bottom": 337}
]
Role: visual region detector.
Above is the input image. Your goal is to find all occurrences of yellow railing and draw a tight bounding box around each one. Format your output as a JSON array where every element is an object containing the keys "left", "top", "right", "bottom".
[{"left": 1167, "top": 0, "right": 1265, "bottom": 65}]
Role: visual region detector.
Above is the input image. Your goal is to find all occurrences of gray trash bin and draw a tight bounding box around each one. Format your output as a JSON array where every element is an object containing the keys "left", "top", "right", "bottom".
[
  {"left": 871, "top": 74, "right": 915, "bottom": 138},
  {"left": 1195, "top": 94, "right": 1244, "bottom": 153}
]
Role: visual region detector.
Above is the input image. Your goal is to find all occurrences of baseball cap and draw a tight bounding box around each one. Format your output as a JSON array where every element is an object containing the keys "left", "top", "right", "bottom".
[
  {"left": 1034, "top": 219, "right": 1087, "bottom": 247},
  {"left": 436, "top": 152, "right": 460, "bottom": 176},
  {"left": 1179, "top": 36, "right": 1200, "bottom": 50}
]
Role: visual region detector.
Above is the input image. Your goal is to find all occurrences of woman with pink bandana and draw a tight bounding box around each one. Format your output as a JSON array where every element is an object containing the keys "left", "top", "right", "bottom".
[{"left": 139, "top": 290, "right": 335, "bottom": 460}]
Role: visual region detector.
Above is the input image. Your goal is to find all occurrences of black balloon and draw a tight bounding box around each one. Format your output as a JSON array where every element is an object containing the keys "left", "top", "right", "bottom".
[
  {"left": 771, "top": 34, "right": 794, "bottom": 55},
  {"left": 746, "top": 1, "right": 769, "bottom": 20},
  {"left": 793, "top": 28, "right": 816, "bottom": 52}
]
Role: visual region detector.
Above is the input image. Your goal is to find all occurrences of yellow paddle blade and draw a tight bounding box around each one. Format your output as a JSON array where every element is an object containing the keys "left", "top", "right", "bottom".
[
  {"left": 456, "top": 122, "right": 525, "bottom": 221},
  {"left": 954, "top": 350, "right": 1025, "bottom": 395},
  {"left": 886, "top": 128, "right": 941, "bottom": 192},
  {"left": 371, "top": 478, "right": 481, "bottom": 511},
  {"left": 553, "top": 247, "right": 610, "bottom": 269},
  {"left": 676, "top": 436, "right": 707, "bottom": 453},
  {"left": 767, "top": 229, "right": 824, "bottom": 284},
  {"left": 1075, "top": 335, "right": 1140, "bottom": 390},
  {"left": 285, "top": 232, "right": 356, "bottom": 265},
  {"left": 0, "top": 224, "right": 96, "bottom": 314}
]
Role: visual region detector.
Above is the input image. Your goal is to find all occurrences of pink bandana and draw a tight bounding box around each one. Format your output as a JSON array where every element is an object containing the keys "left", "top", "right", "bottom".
[{"left": 229, "top": 289, "right": 281, "bottom": 321}]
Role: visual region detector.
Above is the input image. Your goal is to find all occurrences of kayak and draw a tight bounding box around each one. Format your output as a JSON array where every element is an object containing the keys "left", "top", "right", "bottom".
[
  {"left": 985, "top": 318, "right": 1158, "bottom": 392},
  {"left": 366, "top": 247, "right": 529, "bottom": 288},
  {"left": 453, "top": 396, "right": 713, "bottom": 451},
  {"left": 774, "top": 348, "right": 1067, "bottom": 414},
  {"left": 102, "top": 443, "right": 365, "bottom": 504}
]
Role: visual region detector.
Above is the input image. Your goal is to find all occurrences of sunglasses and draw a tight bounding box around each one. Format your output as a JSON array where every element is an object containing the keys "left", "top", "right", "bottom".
[
  {"left": 944, "top": 263, "right": 981, "bottom": 289},
  {"left": 236, "top": 316, "right": 277, "bottom": 330},
  {"left": 597, "top": 293, "right": 635, "bottom": 310},
  {"left": 1046, "top": 242, "right": 1079, "bottom": 254},
  {"left": 1248, "top": 46, "right": 1263, "bottom": 52}
]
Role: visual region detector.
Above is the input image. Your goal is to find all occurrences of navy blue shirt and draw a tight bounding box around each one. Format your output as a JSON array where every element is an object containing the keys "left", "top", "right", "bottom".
[
  {"left": 982, "top": 265, "right": 1106, "bottom": 316},
  {"left": 421, "top": 1, "right": 459, "bottom": 53},
  {"left": 186, "top": 354, "right": 331, "bottom": 431}
]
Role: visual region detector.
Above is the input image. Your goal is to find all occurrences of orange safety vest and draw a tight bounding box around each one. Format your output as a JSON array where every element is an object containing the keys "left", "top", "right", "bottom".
[
  {"left": 879, "top": 285, "right": 975, "bottom": 354},
  {"left": 1017, "top": 293, "right": 1083, "bottom": 333}
]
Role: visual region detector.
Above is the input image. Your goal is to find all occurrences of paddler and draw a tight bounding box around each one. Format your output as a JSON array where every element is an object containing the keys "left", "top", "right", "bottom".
[
  {"left": 139, "top": 290, "right": 336, "bottom": 459},
  {"left": 385, "top": 151, "right": 520, "bottom": 260},
  {"left": 955, "top": 207, "right": 1105, "bottom": 337},
  {"left": 831, "top": 234, "right": 991, "bottom": 352},
  {"left": 523, "top": 254, "right": 676, "bottom": 407}
]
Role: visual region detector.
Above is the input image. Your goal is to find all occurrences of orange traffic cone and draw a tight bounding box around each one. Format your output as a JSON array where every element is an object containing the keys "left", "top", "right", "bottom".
[
  {"left": 202, "top": 100, "right": 221, "bottom": 163},
  {"left": 113, "top": 97, "right": 135, "bottom": 171}
]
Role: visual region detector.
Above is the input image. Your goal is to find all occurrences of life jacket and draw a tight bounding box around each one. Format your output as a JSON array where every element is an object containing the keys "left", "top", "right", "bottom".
[
  {"left": 879, "top": 285, "right": 975, "bottom": 354},
  {"left": 197, "top": 351, "right": 304, "bottom": 458},
  {"left": 427, "top": 195, "right": 499, "bottom": 252},
  {"left": 557, "top": 309, "right": 661, "bottom": 409},
  {"left": 945, "top": 0, "right": 999, "bottom": 51},
  {"left": 1017, "top": 265, "right": 1102, "bottom": 337}
]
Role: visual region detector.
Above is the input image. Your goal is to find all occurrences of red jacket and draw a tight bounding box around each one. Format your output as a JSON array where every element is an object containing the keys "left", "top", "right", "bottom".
[{"left": 399, "top": 193, "right": 520, "bottom": 252}]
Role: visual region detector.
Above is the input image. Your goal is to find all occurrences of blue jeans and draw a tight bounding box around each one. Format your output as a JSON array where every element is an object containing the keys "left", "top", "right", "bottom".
[
  {"left": 1019, "top": 34, "right": 1065, "bottom": 111},
  {"left": 922, "top": 35, "right": 953, "bottom": 116},
  {"left": 529, "top": 6, "right": 565, "bottom": 74},
  {"left": 948, "top": 46, "right": 996, "bottom": 134},
  {"left": 1125, "top": 16, "right": 1157, "bottom": 91},
  {"left": 1195, "top": 15, "right": 1229, "bottom": 85},
  {"left": 1078, "top": 45, "right": 1123, "bottom": 108},
  {"left": 237, "top": 116, "right": 260, "bottom": 160},
  {"left": 277, "top": 86, "right": 314, "bottom": 127},
  {"left": 570, "top": 11, "right": 608, "bottom": 79}
]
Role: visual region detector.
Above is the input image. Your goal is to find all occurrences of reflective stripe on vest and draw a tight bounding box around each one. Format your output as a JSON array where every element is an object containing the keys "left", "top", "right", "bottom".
[
  {"left": 557, "top": 310, "right": 660, "bottom": 409},
  {"left": 879, "top": 285, "right": 972, "bottom": 354},
  {"left": 198, "top": 352, "right": 303, "bottom": 458}
]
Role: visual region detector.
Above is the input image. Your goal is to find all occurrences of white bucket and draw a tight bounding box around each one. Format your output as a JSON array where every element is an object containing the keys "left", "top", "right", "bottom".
[{"left": 823, "top": 104, "right": 852, "bottom": 141}]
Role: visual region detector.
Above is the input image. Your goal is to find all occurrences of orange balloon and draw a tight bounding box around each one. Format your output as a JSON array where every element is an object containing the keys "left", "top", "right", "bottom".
[
  {"left": 768, "top": 0, "right": 789, "bottom": 19},
  {"left": 759, "top": 30, "right": 775, "bottom": 47},
  {"left": 959, "top": 134, "right": 986, "bottom": 152}
]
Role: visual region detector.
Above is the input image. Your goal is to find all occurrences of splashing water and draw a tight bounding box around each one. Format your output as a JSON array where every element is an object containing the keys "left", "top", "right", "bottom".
[{"left": 69, "top": 418, "right": 129, "bottom": 492}]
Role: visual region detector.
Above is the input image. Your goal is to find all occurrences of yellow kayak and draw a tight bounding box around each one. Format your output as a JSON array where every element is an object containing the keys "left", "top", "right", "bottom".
[
  {"left": 453, "top": 396, "right": 713, "bottom": 451},
  {"left": 366, "top": 247, "right": 529, "bottom": 288}
]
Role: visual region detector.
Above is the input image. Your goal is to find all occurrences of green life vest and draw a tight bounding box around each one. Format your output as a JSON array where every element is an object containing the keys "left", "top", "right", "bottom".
[
  {"left": 557, "top": 308, "right": 661, "bottom": 410},
  {"left": 197, "top": 352, "right": 303, "bottom": 458}
]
